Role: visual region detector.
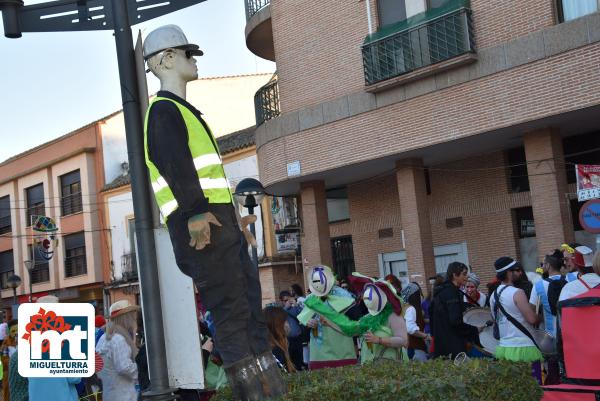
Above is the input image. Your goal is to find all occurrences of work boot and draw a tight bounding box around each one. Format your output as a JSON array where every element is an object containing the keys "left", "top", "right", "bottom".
[
  {"left": 255, "top": 351, "right": 287, "bottom": 399},
  {"left": 224, "top": 355, "right": 264, "bottom": 401}
]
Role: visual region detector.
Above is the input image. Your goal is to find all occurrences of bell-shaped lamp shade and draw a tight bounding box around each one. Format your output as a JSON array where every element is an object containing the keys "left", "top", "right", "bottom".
[{"left": 233, "top": 178, "right": 266, "bottom": 210}]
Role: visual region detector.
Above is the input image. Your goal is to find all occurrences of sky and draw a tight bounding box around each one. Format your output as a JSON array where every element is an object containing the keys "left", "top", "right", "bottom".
[{"left": 0, "top": 0, "right": 275, "bottom": 162}]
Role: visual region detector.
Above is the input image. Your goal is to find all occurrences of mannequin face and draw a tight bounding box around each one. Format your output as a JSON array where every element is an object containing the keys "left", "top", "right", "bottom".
[{"left": 166, "top": 49, "right": 198, "bottom": 82}]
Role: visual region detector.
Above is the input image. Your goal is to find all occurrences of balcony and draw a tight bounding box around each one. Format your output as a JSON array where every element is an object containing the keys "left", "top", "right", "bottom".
[
  {"left": 244, "top": 0, "right": 275, "bottom": 61},
  {"left": 0, "top": 215, "right": 10, "bottom": 235},
  {"left": 362, "top": 7, "right": 475, "bottom": 88},
  {"left": 30, "top": 263, "right": 50, "bottom": 284},
  {"left": 121, "top": 253, "right": 138, "bottom": 281},
  {"left": 61, "top": 192, "right": 83, "bottom": 216},
  {"left": 255, "top": 75, "right": 280, "bottom": 126}
]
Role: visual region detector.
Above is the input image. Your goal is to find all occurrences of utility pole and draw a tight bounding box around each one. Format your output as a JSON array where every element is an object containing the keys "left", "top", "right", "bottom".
[{"left": 0, "top": 1, "right": 207, "bottom": 400}]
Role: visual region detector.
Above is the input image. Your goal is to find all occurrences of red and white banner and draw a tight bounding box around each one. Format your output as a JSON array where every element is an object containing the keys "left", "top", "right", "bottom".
[{"left": 576, "top": 164, "right": 600, "bottom": 202}]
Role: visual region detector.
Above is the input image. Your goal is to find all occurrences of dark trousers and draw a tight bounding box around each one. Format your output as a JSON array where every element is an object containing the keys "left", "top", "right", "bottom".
[{"left": 167, "top": 203, "right": 270, "bottom": 367}]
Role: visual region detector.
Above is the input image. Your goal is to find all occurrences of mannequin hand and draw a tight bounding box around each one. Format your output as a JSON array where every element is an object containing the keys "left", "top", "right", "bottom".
[
  {"left": 188, "top": 212, "right": 222, "bottom": 250},
  {"left": 364, "top": 332, "right": 379, "bottom": 344},
  {"left": 240, "top": 214, "right": 257, "bottom": 248}
]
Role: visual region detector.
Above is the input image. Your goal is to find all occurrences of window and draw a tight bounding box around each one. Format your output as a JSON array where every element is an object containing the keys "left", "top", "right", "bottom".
[
  {"left": 326, "top": 188, "right": 350, "bottom": 223},
  {"left": 0, "top": 196, "right": 10, "bottom": 235},
  {"left": 27, "top": 245, "right": 50, "bottom": 284},
  {"left": 506, "top": 147, "right": 530, "bottom": 193},
  {"left": 65, "top": 232, "right": 87, "bottom": 277},
  {"left": 563, "top": 132, "right": 600, "bottom": 184},
  {"left": 331, "top": 236, "right": 355, "bottom": 280},
  {"left": 26, "top": 183, "right": 45, "bottom": 226},
  {"left": 0, "top": 250, "right": 14, "bottom": 290},
  {"left": 60, "top": 170, "right": 83, "bottom": 216},
  {"left": 558, "top": 0, "right": 599, "bottom": 22},
  {"left": 513, "top": 207, "right": 535, "bottom": 238},
  {"left": 377, "top": 0, "right": 454, "bottom": 26}
]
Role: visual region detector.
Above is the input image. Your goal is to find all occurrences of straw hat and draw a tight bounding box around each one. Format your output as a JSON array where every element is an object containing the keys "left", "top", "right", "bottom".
[
  {"left": 37, "top": 295, "right": 59, "bottom": 303},
  {"left": 109, "top": 300, "right": 140, "bottom": 319},
  {"left": 308, "top": 265, "right": 335, "bottom": 297}
]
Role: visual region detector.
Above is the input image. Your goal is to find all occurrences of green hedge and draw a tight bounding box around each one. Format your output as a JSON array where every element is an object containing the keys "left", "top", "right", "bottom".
[{"left": 212, "top": 359, "right": 543, "bottom": 401}]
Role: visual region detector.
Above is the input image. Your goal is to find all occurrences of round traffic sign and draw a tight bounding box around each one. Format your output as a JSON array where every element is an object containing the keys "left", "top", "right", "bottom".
[{"left": 579, "top": 199, "right": 600, "bottom": 234}]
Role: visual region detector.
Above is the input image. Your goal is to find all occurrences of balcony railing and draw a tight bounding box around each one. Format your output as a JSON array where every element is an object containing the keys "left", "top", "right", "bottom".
[
  {"left": 26, "top": 204, "right": 45, "bottom": 226},
  {"left": 255, "top": 76, "right": 280, "bottom": 126},
  {"left": 30, "top": 264, "right": 50, "bottom": 284},
  {"left": 0, "top": 216, "right": 10, "bottom": 235},
  {"left": 245, "top": 0, "right": 270, "bottom": 20},
  {"left": 121, "top": 253, "right": 138, "bottom": 280},
  {"left": 61, "top": 192, "right": 83, "bottom": 216},
  {"left": 362, "top": 8, "right": 475, "bottom": 86},
  {"left": 65, "top": 254, "right": 87, "bottom": 278},
  {"left": 0, "top": 270, "right": 13, "bottom": 290}
]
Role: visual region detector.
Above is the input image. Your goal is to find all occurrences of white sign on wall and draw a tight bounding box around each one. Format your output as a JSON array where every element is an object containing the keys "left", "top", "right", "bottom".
[{"left": 287, "top": 161, "right": 301, "bottom": 177}]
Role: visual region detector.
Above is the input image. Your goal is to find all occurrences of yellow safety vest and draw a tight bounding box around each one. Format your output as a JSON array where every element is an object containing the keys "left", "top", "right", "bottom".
[{"left": 144, "top": 97, "right": 233, "bottom": 219}]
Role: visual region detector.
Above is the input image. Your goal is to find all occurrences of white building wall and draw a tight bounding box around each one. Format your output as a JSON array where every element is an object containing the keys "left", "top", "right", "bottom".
[{"left": 106, "top": 191, "right": 134, "bottom": 281}]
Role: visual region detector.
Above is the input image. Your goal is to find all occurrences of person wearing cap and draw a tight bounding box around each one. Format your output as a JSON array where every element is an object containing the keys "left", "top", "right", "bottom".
[
  {"left": 401, "top": 283, "right": 429, "bottom": 361},
  {"left": 96, "top": 300, "right": 141, "bottom": 401},
  {"left": 561, "top": 243, "right": 581, "bottom": 282},
  {"left": 559, "top": 247, "right": 600, "bottom": 302},
  {"left": 490, "top": 257, "right": 542, "bottom": 381},
  {"left": 431, "top": 262, "right": 478, "bottom": 359},
  {"left": 142, "top": 25, "right": 284, "bottom": 400},
  {"left": 463, "top": 272, "right": 487, "bottom": 308},
  {"left": 296, "top": 265, "right": 359, "bottom": 369}
]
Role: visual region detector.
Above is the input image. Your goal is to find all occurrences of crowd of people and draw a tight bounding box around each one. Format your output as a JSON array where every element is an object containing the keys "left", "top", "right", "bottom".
[
  {"left": 0, "top": 296, "right": 144, "bottom": 401},
  {"left": 1, "top": 242, "right": 598, "bottom": 401},
  {"left": 260, "top": 243, "right": 600, "bottom": 388}
]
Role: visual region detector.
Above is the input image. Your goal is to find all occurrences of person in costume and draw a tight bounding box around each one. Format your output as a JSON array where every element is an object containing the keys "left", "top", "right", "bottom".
[
  {"left": 559, "top": 246, "right": 600, "bottom": 301},
  {"left": 96, "top": 300, "right": 141, "bottom": 401},
  {"left": 300, "top": 272, "right": 409, "bottom": 365},
  {"left": 297, "top": 265, "right": 360, "bottom": 370},
  {"left": 561, "top": 243, "right": 581, "bottom": 282},
  {"left": 1, "top": 319, "right": 18, "bottom": 401},
  {"left": 490, "top": 257, "right": 542, "bottom": 383},
  {"left": 464, "top": 273, "right": 487, "bottom": 307},
  {"left": 401, "top": 283, "right": 429, "bottom": 361}
]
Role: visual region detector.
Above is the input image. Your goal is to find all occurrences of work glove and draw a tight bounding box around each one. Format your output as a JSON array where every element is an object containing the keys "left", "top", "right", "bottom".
[{"left": 188, "top": 212, "right": 222, "bottom": 250}]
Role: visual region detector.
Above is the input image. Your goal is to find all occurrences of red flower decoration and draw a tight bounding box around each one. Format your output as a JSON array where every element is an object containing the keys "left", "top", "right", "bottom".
[{"left": 22, "top": 307, "right": 72, "bottom": 353}]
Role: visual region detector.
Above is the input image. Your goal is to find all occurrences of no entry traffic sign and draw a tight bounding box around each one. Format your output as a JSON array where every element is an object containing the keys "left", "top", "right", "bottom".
[{"left": 579, "top": 199, "right": 600, "bottom": 234}]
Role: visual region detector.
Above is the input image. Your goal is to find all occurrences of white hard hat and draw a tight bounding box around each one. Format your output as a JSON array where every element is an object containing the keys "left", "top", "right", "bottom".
[
  {"left": 308, "top": 265, "right": 335, "bottom": 297},
  {"left": 143, "top": 24, "right": 204, "bottom": 60},
  {"left": 363, "top": 284, "right": 388, "bottom": 316}
]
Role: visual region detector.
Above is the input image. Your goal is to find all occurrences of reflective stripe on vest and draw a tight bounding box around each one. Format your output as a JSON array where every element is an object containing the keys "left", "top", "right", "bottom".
[{"left": 143, "top": 97, "right": 233, "bottom": 219}]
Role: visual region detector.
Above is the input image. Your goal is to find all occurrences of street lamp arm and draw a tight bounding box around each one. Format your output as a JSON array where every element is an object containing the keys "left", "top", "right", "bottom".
[{"left": 1, "top": 0, "right": 206, "bottom": 37}]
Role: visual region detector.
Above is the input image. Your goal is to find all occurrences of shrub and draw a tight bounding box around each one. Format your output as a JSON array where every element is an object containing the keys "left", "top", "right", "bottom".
[{"left": 212, "top": 359, "right": 543, "bottom": 401}]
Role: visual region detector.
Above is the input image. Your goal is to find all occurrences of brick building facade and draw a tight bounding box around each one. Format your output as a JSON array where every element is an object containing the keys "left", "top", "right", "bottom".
[{"left": 245, "top": 0, "right": 600, "bottom": 290}]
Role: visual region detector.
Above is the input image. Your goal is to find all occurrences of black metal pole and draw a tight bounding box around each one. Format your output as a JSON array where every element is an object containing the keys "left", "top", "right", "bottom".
[
  {"left": 12, "top": 287, "right": 17, "bottom": 306},
  {"left": 247, "top": 205, "right": 259, "bottom": 267},
  {"left": 110, "top": 1, "right": 174, "bottom": 400}
]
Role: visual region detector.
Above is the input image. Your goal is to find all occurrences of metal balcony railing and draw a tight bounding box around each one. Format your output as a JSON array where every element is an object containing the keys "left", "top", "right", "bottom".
[
  {"left": 255, "top": 76, "right": 280, "bottom": 126},
  {"left": 31, "top": 263, "right": 50, "bottom": 284},
  {"left": 0, "top": 270, "right": 13, "bottom": 290},
  {"left": 121, "top": 253, "right": 138, "bottom": 280},
  {"left": 61, "top": 192, "right": 83, "bottom": 216},
  {"left": 362, "top": 8, "right": 475, "bottom": 86},
  {"left": 245, "top": 0, "right": 270, "bottom": 20},
  {"left": 0, "top": 216, "right": 11, "bottom": 235},
  {"left": 65, "top": 254, "right": 87, "bottom": 278}
]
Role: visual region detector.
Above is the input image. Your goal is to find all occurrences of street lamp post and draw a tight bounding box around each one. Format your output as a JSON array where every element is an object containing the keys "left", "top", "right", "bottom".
[
  {"left": 0, "top": 2, "right": 207, "bottom": 400},
  {"left": 234, "top": 178, "right": 267, "bottom": 267},
  {"left": 7, "top": 274, "right": 21, "bottom": 318},
  {"left": 24, "top": 260, "right": 33, "bottom": 303}
]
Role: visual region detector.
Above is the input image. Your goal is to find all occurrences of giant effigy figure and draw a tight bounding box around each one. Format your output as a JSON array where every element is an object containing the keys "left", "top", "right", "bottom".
[{"left": 142, "top": 25, "right": 285, "bottom": 401}]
